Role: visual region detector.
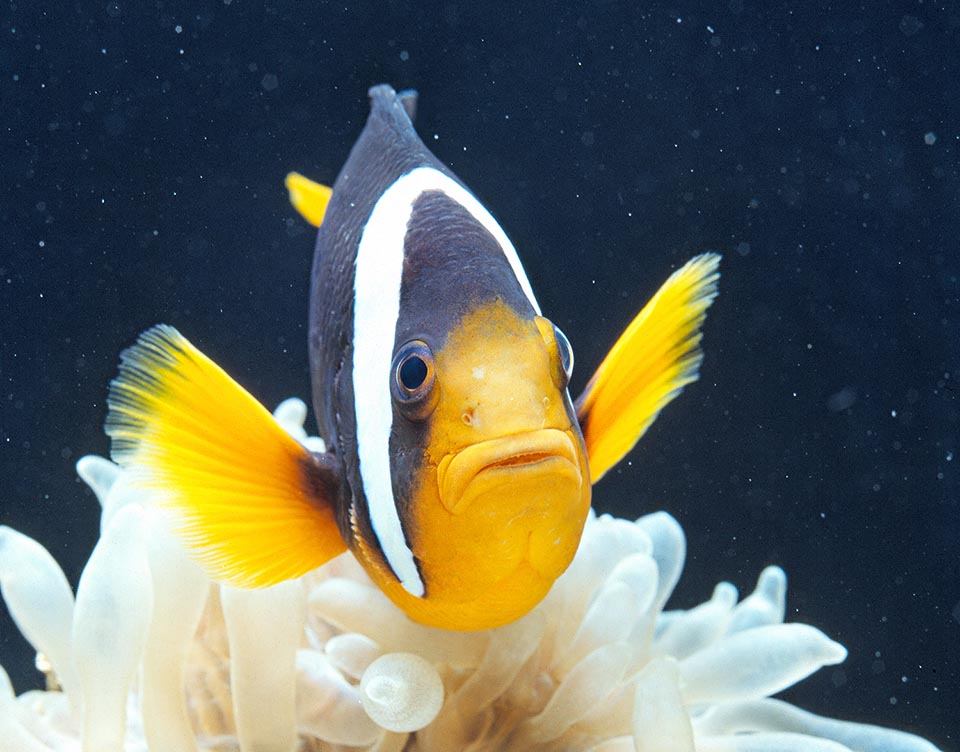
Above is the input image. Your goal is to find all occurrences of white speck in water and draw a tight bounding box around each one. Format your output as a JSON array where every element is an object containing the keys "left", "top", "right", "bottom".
[
  {"left": 707, "top": 25, "right": 715, "bottom": 33},
  {"left": 399, "top": 50, "right": 409, "bottom": 61},
  {"left": 924, "top": 131, "right": 937, "bottom": 145},
  {"left": 175, "top": 24, "right": 182, "bottom": 34},
  {"left": 891, "top": 409, "right": 897, "bottom": 418},
  {"left": 946, "top": 451, "right": 953, "bottom": 461}
]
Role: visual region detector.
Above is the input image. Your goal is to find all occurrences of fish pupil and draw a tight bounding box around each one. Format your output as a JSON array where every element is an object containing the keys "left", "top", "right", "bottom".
[{"left": 399, "top": 355, "right": 428, "bottom": 390}]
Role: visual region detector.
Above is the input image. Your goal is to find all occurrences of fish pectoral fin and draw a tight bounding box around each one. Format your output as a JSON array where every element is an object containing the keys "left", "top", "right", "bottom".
[
  {"left": 285, "top": 171, "right": 333, "bottom": 227},
  {"left": 575, "top": 253, "right": 721, "bottom": 483},
  {"left": 106, "top": 324, "right": 346, "bottom": 588}
]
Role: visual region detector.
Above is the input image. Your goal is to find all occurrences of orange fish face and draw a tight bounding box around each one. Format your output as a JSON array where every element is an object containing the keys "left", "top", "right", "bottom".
[{"left": 356, "top": 299, "right": 591, "bottom": 630}]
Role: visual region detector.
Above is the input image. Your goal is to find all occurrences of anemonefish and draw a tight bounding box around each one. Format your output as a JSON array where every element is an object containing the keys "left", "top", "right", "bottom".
[{"left": 106, "top": 84, "right": 720, "bottom": 631}]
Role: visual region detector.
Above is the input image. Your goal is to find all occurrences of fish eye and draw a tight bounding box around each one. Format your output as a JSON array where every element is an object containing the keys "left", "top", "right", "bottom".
[
  {"left": 554, "top": 325, "right": 574, "bottom": 383},
  {"left": 391, "top": 340, "right": 438, "bottom": 419}
]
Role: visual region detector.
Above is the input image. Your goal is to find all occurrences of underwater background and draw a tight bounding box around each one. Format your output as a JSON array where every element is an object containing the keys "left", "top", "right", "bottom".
[{"left": 0, "top": 0, "right": 956, "bottom": 747}]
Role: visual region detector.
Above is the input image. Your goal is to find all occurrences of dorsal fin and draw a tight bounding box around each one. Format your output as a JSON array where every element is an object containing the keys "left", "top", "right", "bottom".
[{"left": 398, "top": 88, "right": 418, "bottom": 122}]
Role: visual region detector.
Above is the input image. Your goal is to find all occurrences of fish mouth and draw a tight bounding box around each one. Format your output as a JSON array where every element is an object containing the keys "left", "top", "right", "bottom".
[{"left": 437, "top": 428, "right": 581, "bottom": 515}]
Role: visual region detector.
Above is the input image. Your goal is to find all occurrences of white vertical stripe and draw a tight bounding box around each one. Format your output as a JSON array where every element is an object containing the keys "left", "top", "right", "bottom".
[{"left": 353, "top": 166, "right": 540, "bottom": 598}]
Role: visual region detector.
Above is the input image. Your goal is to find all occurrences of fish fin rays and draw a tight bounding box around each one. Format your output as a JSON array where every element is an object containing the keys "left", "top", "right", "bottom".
[
  {"left": 106, "top": 324, "right": 346, "bottom": 587},
  {"left": 397, "top": 88, "right": 419, "bottom": 121},
  {"left": 285, "top": 171, "right": 333, "bottom": 227},
  {"left": 575, "top": 253, "right": 721, "bottom": 482}
]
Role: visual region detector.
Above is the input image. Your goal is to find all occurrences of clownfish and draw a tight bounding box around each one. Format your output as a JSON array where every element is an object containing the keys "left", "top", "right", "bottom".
[{"left": 106, "top": 84, "right": 720, "bottom": 631}]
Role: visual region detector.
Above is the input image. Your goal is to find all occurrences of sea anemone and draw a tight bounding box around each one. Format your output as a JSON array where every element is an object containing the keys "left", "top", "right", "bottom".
[{"left": 0, "top": 398, "right": 943, "bottom": 752}]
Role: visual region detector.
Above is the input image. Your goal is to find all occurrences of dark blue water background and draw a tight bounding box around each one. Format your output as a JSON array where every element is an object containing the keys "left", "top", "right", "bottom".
[{"left": 1, "top": 1, "right": 957, "bottom": 746}]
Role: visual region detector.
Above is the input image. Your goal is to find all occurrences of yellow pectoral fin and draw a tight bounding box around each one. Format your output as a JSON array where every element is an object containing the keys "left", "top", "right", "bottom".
[
  {"left": 575, "top": 253, "right": 721, "bottom": 482},
  {"left": 106, "top": 325, "right": 346, "bottom": 587},
  {"left": 285, "top": 171, "right": 333, "bottom": 227}
]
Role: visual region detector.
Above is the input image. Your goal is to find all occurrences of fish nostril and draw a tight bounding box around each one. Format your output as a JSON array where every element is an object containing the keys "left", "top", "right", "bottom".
[{"left": 462, "top": 408, "right": 476, "bottom": 426}]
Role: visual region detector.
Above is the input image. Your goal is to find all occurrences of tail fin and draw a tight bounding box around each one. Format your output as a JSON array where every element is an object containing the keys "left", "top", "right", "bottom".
[
  {"left": 575, "top": 253, "right": 721, "bottom": 482},
  {"left": 107, "top": 325, "right": 346, "bottom": 587},
  {"left": 285, "top": 172, "right": 332, "bottom": 227}
]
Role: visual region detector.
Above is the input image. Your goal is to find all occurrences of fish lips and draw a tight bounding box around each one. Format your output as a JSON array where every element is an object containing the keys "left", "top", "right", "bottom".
[{"left": 437, "top": 428, "right": 582, "bottom": 515}]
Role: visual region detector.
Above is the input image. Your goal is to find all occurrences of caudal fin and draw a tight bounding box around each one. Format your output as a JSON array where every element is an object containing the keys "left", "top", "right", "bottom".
[
  {"left": 575, "top": 253, "right": 721, "bottom": 482},
  {"left": 106, "top": 325, "right": 346, "bottom": 587},
  {"left": 285, "top": 172, "right": 332, "bottom": 227}
]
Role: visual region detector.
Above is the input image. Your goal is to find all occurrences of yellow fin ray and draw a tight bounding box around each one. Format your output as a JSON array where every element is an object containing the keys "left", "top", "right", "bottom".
[
  {"left": 575, "top": 253, "right": 721, "bottom": 482},
  {"left": 285, "top": 171, "right": 332, "bottom": 227},
  {"left": 106, "top": 325, "right": 345, "bottom": 588}
]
